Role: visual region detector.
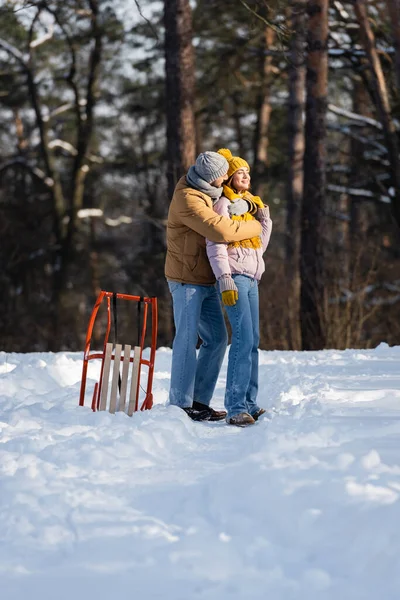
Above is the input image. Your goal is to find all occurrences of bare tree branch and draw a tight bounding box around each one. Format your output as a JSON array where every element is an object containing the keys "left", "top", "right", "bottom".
[
  {"left": 327, "top": 183, "right": 391, "bottom": 203},
  {"left": 238, "top": 0, "right": 290, "bottom": 39},
  {"left": 48, "top": 140, "right": 78, "bottom": 155},
  {"left": 30, "top": 23, "right": 54, "bottom": 48},
  {"left": 0, "top": 157, "right": 54, "bottom": 187},
  {"left": 49, "top": 103, "right": 74, "bottom": 119},
  {"left": 134, "top": 0, "right": 160, "bottom": 41},
  {"left": 0, "top": 38, "right": 27, "bottom": 66},
  {"left": 328, "top": 103, "right": 383, "bottom": 130},
  {"left": 0, "top": 2, "right": 37, "bottom": 14}
]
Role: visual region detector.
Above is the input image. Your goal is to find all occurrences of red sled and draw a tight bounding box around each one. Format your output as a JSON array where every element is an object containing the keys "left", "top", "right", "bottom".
[{"left": 79, "top": 291, "right": 157, "bottom": 415}]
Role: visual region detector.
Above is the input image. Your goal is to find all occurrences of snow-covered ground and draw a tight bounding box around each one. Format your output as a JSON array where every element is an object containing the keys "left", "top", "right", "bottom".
[{"left": 1, "top": 344, "right": 400, "bottom": 600}]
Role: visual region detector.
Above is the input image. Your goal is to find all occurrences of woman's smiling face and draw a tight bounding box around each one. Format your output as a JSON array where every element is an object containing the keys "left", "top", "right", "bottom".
[{"left": 232, "top": 168, "right": 250, "bottom": 192}]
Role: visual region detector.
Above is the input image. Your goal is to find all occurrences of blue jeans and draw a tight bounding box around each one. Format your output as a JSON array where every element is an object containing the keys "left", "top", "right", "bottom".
[
  {"left": 168, "top": 281, "right": 228, "bottom": 408},
  {"left": 223, "top": 275, "right": 261, "bottom": 419}
]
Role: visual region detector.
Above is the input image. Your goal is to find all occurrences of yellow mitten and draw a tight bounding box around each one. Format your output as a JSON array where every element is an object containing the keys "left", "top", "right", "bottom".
[
  {"left": 243, "top": 191, "right": 264, "bottom": 209},
  {"left": 222, "top": 290, "right": 238, "bottom": 306}
]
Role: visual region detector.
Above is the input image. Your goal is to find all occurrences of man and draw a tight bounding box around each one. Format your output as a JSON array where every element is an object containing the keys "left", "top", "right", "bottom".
[{"left": 165, "top": 151, "right": 263, "bottom": 422}]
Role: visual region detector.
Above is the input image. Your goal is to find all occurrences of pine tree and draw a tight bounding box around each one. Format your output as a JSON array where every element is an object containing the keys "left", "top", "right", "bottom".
[{"left": 300, "top": 0, "right": 329, "bottom": 350}]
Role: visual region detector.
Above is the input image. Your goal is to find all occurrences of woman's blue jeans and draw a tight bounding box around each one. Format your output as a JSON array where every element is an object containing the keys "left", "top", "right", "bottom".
[
  {"left": 223, "top": 275, "right": 261, "bottom": 419},
  {"left": 168, "top": 281, "right": 228, "bottom": 408}
]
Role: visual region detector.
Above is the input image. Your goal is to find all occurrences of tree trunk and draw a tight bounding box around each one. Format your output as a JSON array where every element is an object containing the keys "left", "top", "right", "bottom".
[
  {"left": 300, "top": 0, "right": 329, "bottom": 350},
  {"left": 252, "top": 26, "right": 275, "bottom": 195},
  {"left": 164, "top": 0, "right": 196, "bottom": 199},
  {"left": 354, "top": 0, "right": 400, "bottom": 229},
  {"left": 286, "top": 0, "right": 307, "bottom": 350}
]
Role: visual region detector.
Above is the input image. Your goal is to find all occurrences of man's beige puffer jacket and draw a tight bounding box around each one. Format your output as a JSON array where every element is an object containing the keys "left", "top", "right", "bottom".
[{"left": 165, "top": 176, "right": 262, "bottom": 285}]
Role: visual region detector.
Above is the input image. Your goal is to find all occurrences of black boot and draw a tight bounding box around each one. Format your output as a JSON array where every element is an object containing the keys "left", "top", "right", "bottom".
[
  {"left": 192, "top": 401, "right": 227, "bottom": 421},
  {"left": 182, "top": 406, "right": 211, "bottom": 421}
]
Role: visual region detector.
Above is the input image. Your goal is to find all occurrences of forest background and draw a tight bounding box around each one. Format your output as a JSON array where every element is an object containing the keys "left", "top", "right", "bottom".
[{"left": 1, "top": 0, "right": 400, "bottom": 353}]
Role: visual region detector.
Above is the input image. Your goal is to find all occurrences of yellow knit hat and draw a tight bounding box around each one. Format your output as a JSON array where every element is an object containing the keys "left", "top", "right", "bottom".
[{"left": 217, "top": 148, "right": 250, "bottom": 178}]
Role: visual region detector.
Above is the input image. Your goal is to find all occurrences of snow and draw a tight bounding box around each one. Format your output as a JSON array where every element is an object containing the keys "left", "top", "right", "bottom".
[{"left": 1, "top": 344, "right": 400, "bottom": 599}]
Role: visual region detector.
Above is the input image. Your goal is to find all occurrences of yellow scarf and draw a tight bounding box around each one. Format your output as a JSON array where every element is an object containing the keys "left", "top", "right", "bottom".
[{"left": 223, "top": 185, "right": 264, "bottom": 249}]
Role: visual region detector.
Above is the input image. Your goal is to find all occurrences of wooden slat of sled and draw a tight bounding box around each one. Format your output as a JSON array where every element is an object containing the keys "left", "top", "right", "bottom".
[
  {"left": 127, "top": 346, "right": 141, "bottom": 417},
  {"left": 109, "top": 344, "right": 122, "bottom": 414},
  {"left": 118, "top": 344, "right": 131, "bottom": 412},
  {"left": 99, "top": 343, "right": 113, "bottom": 411}
]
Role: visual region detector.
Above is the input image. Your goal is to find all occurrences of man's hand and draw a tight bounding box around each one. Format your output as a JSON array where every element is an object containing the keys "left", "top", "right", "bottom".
[
  {"left": 228, "top": 198, "right": 249, "bottom": 217},
  {"left": 221, "top": 290, "right": 238, "bottom": 306}
]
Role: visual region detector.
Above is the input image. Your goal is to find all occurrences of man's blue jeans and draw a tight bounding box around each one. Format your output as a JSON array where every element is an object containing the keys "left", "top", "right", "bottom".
[
  {"left": 168, "top": 281, "right": 228, "bottom": 408},
  {"left": 223, "top": 275, "right": 261, "bottom": 419}
]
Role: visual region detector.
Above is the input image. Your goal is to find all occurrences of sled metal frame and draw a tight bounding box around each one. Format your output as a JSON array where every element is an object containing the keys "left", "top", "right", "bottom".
[{"left": 79, "top": 291, "right": 158, "bottom": 414}]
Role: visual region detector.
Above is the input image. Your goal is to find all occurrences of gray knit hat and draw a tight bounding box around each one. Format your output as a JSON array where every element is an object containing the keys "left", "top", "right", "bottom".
[{"left": 193, "top": 151, "right": 229, "bottom": 183}]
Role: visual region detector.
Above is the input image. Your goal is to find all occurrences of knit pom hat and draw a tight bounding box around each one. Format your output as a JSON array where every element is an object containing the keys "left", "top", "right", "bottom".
[
  {"left": 193, "top": 151, "right": 229, "bottom": 183},
  {"left": 218, "top": 148, "right": 250, "bottom": 178}
]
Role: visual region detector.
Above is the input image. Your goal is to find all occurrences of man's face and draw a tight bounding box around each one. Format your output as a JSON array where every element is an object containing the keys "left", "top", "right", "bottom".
[{"left": 210, "top": 172, "right": 229, "bottom": 188}]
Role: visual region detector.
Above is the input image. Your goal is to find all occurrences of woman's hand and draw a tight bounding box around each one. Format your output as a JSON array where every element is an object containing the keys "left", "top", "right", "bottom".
[
  {"left": 243, "top": 192, "right": 264, "bottom": 209},
  {"left": 218, "top": 275, "right": 238, "bottom": 306},
  {"left": 222, "top": 290, "right": 238, "bottom": 306}
]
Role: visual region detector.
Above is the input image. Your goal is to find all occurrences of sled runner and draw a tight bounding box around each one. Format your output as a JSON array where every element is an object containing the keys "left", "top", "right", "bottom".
[{"left": 78, "top": 291, "right": 157, "bottom": 415}]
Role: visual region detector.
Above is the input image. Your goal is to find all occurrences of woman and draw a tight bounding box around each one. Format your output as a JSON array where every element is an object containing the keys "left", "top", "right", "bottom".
[{"left": 206, "top": 148, "right": 272, "bottom": 427}]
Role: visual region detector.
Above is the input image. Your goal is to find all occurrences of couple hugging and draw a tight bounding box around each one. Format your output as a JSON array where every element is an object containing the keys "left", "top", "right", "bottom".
[{"left": 165, "top": 149, "right": 272, "bottom": 427}]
